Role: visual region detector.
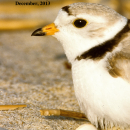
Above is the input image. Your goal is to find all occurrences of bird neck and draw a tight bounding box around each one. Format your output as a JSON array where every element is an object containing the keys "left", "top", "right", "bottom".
[
  {"left": 75, "top": 19, "right": 130, "bottom": 61},
  {"left": 54, "top": 17, "right": 128, "bottom": 64}
]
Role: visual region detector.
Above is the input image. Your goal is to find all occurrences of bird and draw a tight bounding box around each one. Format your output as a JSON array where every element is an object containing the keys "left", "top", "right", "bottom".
[{"left": 32, "top": 2, "right": 130, "bottom": 130}]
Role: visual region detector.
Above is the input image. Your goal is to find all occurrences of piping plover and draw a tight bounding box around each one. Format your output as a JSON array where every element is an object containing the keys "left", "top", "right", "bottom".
[{"left": 32, "top": 2, "right": 130, "bottom": 130}]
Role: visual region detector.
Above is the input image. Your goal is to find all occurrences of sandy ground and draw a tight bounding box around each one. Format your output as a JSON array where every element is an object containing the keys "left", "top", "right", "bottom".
[{"left": 0, "top": 30, "right": 88, "bottom": 130}]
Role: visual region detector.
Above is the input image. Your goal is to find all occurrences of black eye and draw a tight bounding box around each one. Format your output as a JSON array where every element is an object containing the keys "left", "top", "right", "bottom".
[{"left": 73, "top": 19, "right": 87, "bottom": 28}]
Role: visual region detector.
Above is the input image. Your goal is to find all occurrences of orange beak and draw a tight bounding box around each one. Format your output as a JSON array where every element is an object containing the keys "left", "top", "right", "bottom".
[{"left": 31, "top": 23, "right": 59, "bottom": 36}]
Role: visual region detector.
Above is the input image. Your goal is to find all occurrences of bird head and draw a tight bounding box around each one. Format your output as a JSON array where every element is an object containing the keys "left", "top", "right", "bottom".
[{"left": 32, "top": 2, "right": 127, "bottom": 63}]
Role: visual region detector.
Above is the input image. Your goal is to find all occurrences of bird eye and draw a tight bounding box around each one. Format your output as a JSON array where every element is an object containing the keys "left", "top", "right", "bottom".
[{"left": 73, "top": 19, "right": 87, "bottom": 28}]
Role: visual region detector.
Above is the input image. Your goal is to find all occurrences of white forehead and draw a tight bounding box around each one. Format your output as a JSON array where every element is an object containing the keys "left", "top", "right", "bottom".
[{"left": 54, "top": 9, "right": 73, "bottom": 27}]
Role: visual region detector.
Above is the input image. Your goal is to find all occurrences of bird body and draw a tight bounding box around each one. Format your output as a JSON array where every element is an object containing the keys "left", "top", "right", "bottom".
[
  {"left": 32, "top": 2, "right": 130, "bottom": 129},
  {"left": 72, "top": 56, "right": 130, "bottom": 129}
]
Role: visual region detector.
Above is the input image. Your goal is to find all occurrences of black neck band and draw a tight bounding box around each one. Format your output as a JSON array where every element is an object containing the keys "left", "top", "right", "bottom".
[{"left": 76, "top": 19, "right": 130, "bottom": 61}]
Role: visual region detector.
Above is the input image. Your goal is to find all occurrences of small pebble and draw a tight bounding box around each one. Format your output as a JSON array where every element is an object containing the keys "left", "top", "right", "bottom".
[{"left": 76, "top": 124, "right": 97, "bottom": 130}]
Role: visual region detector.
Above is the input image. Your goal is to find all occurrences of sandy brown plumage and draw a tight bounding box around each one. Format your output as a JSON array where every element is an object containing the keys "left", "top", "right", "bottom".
[{"left": 107, "top": 20, "right": 130, "bottom": 81}]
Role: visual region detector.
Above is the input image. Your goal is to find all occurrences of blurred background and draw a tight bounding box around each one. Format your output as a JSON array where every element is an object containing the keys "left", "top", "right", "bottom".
[{"left": 0, "top": 0, "right": 130, "bottom": 31}]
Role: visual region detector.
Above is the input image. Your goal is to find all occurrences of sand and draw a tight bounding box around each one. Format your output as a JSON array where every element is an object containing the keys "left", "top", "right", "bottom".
[{"left": 0, "top": 31, "right": 87, "bottom": 130}]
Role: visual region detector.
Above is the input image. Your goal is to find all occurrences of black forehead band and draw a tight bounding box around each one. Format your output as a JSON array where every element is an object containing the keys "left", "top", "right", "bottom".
[{"left": 62, "top": 5, "right": 72, "bottom": 15}]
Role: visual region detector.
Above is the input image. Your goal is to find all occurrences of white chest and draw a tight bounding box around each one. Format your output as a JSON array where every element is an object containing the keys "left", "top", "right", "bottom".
[{"left": 72, "top": 59, "right": 130, "bottom": 128}]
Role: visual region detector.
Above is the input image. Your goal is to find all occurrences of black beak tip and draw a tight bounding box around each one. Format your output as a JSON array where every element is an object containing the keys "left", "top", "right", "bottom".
[{"left": 31, "top": 28, "right": 46, "bottom": 36}]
